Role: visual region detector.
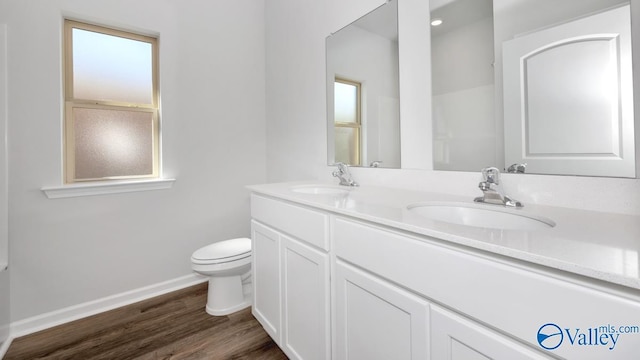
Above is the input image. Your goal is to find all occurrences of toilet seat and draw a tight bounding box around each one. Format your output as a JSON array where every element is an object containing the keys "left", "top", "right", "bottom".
[{"left": 191, "top": 238, "right": 251, "bottom": 265}]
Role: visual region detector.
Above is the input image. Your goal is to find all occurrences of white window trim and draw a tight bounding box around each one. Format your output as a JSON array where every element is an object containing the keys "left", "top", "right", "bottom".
[{"left": 41, "top": 178, "right": 175, "bottom": 199}]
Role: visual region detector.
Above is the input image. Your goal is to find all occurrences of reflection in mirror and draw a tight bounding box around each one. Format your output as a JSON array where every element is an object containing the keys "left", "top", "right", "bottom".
[
  {"left": 431, "top": 0, "right": 496, "bottom": 172},
  {"left": 334, "top": 79, "right": 362, "bottom": 165},
  {"left": 431, "top": 0, "right": 636, "bottom": 178},
  {"left": 327, "top": 0, "right": 400, "bottom": 168}
]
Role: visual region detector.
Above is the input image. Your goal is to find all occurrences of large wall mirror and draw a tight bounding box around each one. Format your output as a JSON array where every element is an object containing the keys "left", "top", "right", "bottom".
[
  {"left": 326, "top": 0, "right": 401, "bottom": 168},
  {"left": 431, "top": 0, "right": 636, "bottom": 178}
]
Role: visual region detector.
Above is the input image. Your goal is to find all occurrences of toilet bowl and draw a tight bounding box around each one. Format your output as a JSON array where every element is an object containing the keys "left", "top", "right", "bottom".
[{"left": 191, "top": 238, "right": 252, "bottom": 316}]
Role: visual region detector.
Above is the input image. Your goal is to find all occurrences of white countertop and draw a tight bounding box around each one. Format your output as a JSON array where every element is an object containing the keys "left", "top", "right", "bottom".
[{"left": 248, "top": 181, "right": 640, "bottom": 291}]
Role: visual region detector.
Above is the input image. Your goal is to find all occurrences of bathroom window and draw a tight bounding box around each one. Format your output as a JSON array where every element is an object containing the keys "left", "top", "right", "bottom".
[
  {"left": 63, "top": 20, "right": 159, "bottom": 184},
  {"left": 334, "top": 78, "right": 361, "bottom": 166}
]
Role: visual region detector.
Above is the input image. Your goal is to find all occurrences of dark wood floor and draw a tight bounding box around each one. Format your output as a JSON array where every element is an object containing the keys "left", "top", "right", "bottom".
[{"left": 4, "top": 282, "right": 288, "bottom": 360}]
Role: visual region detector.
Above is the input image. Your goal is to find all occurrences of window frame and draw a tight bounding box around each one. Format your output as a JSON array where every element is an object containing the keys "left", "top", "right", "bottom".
[
  {"left": 63, "top": 20, "right": 160, "bottom": 184},
  {"left": 333, "top": 76, "right": 362, "bottom": 166},
  {"left": 334, "top": 77, "right": 362, "bottom": 166}
]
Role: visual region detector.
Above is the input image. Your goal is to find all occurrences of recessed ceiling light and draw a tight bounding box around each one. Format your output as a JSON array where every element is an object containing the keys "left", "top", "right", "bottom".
[{"left": 431, "top": 18, "right": 443, "bottom": 26}]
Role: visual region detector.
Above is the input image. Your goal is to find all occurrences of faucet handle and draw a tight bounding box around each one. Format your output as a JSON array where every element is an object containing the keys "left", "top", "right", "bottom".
[
  {"left": 331, "top": 162, "right": 358, "bottom": 187},
  {"left": 507, "top": 163, "right": 527, "bottom": 173},
  {"left": 330, "top": 162, "right": 347, "bottom": 174},
  {"left": 481, "top": 167, "right": 501, "bottom": 184}
]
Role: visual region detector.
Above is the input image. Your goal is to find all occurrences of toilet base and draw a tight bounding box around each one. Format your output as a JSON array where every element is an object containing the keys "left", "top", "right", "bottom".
[
  {"left": 205, "top": 295, "right": 251, "bottom": 316},
  {"left": 205, "top": 274, "right": 252, "bottom": 316}
]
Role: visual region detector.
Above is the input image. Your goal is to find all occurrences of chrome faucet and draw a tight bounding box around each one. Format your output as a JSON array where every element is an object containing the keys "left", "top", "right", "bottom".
[
  {"left": 474, "top": 167, "right": 523, "bottom": 207},
  {"left": 332, "top": 162, "right": 359, "bottom": 187},
  {"left": 507, "top": 163, "right": 527, "bottom": 174}
]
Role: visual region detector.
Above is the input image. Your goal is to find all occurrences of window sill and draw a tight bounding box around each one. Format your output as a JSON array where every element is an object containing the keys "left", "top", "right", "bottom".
[{"left": 41, "top": 178, "right": 176, "bottom": 199}]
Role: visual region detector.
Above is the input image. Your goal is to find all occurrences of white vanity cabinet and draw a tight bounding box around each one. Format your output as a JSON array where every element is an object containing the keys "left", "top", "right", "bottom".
[
  {"left": 332, "top": 260, "right": 550, "bottom": 360},
  {"left": 333, "top": 216, "right": 640, "bottom": 360},
  {"left": 249, "top": 189, "right": 640, "bottom": 360},
  {"left": 333, "top": 218, "right": 552, "bottom": 360},
  {"left": 251, "top": 194, "right": 331, "bottom": 360}
]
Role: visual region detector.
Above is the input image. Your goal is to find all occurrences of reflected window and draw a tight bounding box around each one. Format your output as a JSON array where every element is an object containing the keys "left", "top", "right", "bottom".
[
  {"left": 334, "top": 79, "right": 361, "bottom": 165},
  {"left": 64, "top": 20, "right": 159, "bottom": 183}
]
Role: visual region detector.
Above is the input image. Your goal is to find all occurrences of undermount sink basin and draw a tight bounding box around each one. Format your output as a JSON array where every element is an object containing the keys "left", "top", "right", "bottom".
[
  {"left": 407, "top": 202, "right": 555, "bottom": 231},
  {"left": 290, "top": 185, "right": 350, "bottom": 195}
]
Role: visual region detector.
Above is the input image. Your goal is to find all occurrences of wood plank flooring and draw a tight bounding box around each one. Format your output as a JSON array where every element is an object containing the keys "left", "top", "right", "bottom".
[{"left": 4, "top": 282, "right": 288, "bottom": 360}]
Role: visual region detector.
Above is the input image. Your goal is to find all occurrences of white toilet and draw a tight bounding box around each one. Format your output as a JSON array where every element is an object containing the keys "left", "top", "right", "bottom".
[{"left": 191, "top": 237, "right": 252, "bottom": 316}]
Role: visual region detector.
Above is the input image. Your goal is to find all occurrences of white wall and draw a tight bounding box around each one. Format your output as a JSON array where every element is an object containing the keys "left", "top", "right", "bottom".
[
  {"left": 0, "top": 0, "right": 266, "bottom": 323},
  {"left": 0, "top": 22, "right": 9, "bottom": 346},
  {"left": 264, "top": 0, "right": 640, "bottom": 216},
  {"left": 265, "top": 0, "right": 330, "bottom": 182}
]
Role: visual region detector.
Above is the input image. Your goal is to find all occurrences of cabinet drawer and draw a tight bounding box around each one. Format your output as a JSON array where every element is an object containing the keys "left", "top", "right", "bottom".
[
  {"left": 252, "top": 194, "right": 329, "bottom": 251},
  {"left": 334, "top": 216, "right": 640, "bottom": 359}
]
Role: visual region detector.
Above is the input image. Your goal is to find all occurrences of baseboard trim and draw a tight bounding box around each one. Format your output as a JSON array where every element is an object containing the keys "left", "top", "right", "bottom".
[
  {"left": 0, "top": 333, "right": 11, "bottom": 360},
  {"left": 9, "top": 273, "right": 207, "bottom": 339}
]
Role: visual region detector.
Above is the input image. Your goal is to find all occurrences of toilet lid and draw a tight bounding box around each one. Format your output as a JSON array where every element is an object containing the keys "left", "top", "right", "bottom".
[{"left": 192, "top": 238, "right": 251, "bottom": 264}]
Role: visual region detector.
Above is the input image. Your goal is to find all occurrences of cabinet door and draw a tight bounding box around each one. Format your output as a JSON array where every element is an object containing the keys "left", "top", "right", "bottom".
[
  {"left": 431, "top": 306, "right": 551, "bottom": 360},
  {"left": 334, "top": 260, "right": 429, "bottom": 360},
  {"left": 251, "top": 220, "right": 281, "bottom": 343},
  {"left": 281, "top": 235, "right": 330, "bottom": 360}
]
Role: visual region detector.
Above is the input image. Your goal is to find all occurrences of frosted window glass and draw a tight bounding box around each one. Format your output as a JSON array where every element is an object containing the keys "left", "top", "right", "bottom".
[
  {"left": 73, "top": 28, "right": 153, "bottom": 104},
  {"left": 335, "top": 82, "right": 358, "bottom": 123},
  {"left": 73, "top": 108, "right": 153, "bottom": 180},
  {"left": 335, "top": 127, "right": 358, "bottom": 165}
]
